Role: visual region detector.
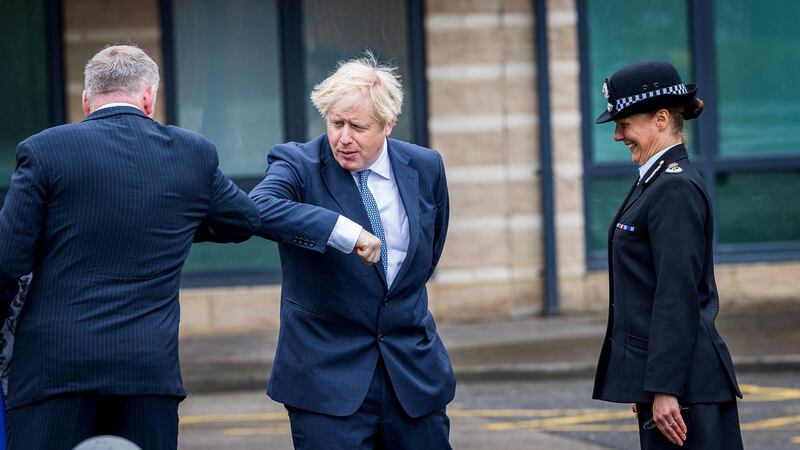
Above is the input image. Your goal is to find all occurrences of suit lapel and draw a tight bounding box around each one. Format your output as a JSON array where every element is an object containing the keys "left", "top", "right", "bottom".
[
  {"left": 320, "top": 137, "right": 372, "bottom": 229},
  {"left": 387, "top": 141, "right": 419, "bottom": 293},
  {"left": 320, "top": 137, "right": 387, "bottom": 287},
  {"left": 618, "top": 181, "right": 645, "bottom": 218}
]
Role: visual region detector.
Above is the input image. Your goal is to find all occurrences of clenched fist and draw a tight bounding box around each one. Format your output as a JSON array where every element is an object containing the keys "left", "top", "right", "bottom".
[{"left": 355, "top": 229, "right": 382, "bottom": 265}]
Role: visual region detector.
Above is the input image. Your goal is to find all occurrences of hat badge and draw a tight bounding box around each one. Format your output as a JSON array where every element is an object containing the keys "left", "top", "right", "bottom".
[{"left": 602, "top": 80, "right": 613, "bottom": 111}]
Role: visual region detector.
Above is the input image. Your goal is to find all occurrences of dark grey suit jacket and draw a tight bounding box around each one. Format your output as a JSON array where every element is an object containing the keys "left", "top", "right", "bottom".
[{"left": 0, "top": 106, "right": 260, "bottom": 409}]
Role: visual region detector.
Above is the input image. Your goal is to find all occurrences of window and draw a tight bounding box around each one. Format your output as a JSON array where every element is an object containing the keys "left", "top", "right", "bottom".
[
  {"left": 171, "top": 0, "right": 285, "bottom": 283},
  {"left": 712, "top": 0, "right": 800, "bottom": 254},
  {"left": 168, "top": 0, "right": 424, "bottom": 285},
  {"left": 580, "top": 0, "right": 800, "bottom": 267},
  {"left": 715, "top": 0, "right": 800, "bottom": 157},
  {"left": 0, "top": 0, "right": 56, "bottom": 193},
  {"left": 581, "top": 0, "right": 692, "bottom": 258},
  {"left": 302, "top": 0, "right": 415, "bottom": 141}
]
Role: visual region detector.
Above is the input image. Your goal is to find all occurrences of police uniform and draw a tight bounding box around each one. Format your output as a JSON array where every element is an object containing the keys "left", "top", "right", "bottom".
[{"left": 591, "top": 60, "right": 744, "bottom": 450}]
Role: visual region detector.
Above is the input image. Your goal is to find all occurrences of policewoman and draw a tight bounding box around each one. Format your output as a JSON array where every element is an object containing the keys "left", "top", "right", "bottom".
[{"left": 591, "top": 60, "right": 744, "bottom": 449}]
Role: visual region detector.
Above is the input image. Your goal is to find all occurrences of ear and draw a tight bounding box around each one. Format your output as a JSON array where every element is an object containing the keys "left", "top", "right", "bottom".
[
  {"left": 82, "top": 91, "right": 91, "bottom": 116},
  {"left": 655, "top": 108, "right": 670, "bottom": 131},
  {"left": 142, "top": 85, "right": 157, "bottom": 117},
  {"left": 383, "top": 118, "right": 396, "bottom": 137}
]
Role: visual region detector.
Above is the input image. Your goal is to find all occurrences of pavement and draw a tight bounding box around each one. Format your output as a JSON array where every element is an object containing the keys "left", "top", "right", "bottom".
[{"left": 179, "top": 300, "right": 800, "bottom": 393}]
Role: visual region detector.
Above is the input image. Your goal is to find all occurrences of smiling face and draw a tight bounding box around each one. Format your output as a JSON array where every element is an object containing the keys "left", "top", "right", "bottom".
[
  {"left": 613, "top": 111, "right": 666, "bottom": 165},
  {"left": 327, "top": 97, "right": 395, "bottom": 172}
]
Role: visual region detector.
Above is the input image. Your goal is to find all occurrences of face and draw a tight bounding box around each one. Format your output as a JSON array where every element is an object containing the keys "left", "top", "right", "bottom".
[
  {"left": 613, "top": 112, "right": 663, "bottom": 165},
  {"left": 327, "top": 99, "right": 394, "bottom": 172}
]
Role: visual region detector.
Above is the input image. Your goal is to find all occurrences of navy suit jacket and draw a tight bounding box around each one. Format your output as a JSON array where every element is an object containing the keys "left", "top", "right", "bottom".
[
  {"left": 249, "top": 135, "right": 455, "bottom": 418},
  {"left": 0, "top": 106, "right": 260, "bottom": 409},
  {"left": 593, "top": 145, "right": 741, "bottom": 404}
]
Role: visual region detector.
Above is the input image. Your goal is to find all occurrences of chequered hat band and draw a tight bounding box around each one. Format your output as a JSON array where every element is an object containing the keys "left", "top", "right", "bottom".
[{"left": 612, "top": 84, "right": 688, "bottom": 112}]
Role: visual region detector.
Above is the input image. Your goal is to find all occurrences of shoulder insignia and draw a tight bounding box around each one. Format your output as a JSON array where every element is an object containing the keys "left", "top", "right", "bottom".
[{"left": 665, "top": 162, "right": 683, "bottom": 174}]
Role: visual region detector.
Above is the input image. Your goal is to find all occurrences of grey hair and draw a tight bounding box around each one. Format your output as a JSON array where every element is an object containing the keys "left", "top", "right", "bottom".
[
  {"left": 310, "top": 51, "right": 403, "bottom": 126},
  {"left": 84, "top": 45, "right": 160, "bottom": 100}
]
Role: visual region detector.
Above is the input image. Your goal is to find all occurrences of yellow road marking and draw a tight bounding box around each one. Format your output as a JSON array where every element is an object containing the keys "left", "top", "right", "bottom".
[
  {"left": 448, "top": 408, "right": 613, "bottom": 418},
  {"left": 181, "top": 412, "right": 288, "bottom": 425},
  {"left": 740, "top": 384, "right": 800, "bottom": 402},
  {"left": 741, "top": 415, "right": 800, "bottom": 431},
  {"left": 791, "top": 435, "right": 800, "bottom": 444},
  {"left": 223, "top": 425, "right": 291, "bottom": 436},
  {"left": 486, "top": 410, "right": 633, "bottom": 431},
  {"left": 181, "top": 408, "right": 619, "bottom": 425}
]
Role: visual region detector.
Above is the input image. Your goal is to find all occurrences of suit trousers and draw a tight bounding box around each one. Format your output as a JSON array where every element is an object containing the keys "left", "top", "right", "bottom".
[
  {"left": 7, "top": 394, "right": 180, "bottom": 450},
  {"left": 636, "top": 401, "right": 743, "bottom": 450},
  {"left": 285, "top": 358, "right": 451, "bottom": 450}
]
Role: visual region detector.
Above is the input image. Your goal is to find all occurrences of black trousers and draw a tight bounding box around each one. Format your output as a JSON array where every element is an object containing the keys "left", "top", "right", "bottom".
[
  {"left": 7, "top": 394, "right": 181, "bottom": 450},
  {"left": 636, "top": 401, "right": 743, "bottom": 450}
]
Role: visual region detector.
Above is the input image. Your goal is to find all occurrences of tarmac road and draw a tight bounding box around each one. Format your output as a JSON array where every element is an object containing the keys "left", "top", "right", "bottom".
[{"left": 177, "top": 370, "right": 800, "bottom": 450}]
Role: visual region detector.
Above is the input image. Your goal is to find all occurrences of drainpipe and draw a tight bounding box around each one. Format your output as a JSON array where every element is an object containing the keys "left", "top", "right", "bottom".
[{"left": 533, "top": 0, "right": 560, "bottom": 316}]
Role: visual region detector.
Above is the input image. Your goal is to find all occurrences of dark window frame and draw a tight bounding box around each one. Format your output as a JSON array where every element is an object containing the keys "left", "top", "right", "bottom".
[
  {"left": 160, "top": 0, "right": 429, "bottom": 286},
  {"left": 578, "top": 0, "right": 800, "bottom": 270}
]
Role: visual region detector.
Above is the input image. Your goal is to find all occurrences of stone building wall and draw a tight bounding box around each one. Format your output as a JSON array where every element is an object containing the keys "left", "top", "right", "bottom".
[{"left": 423, "top": 0, "right": 544, "bottom": 321}]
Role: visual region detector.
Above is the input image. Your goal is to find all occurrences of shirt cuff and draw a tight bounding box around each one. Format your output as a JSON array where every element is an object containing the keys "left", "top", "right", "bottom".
[{"left": 327, "top": 215, "right": 362, "bottom": 254}]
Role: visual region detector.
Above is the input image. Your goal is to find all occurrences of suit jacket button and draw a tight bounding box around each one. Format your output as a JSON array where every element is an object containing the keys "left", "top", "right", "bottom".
[{"left": 378, "top": 334, "right": 385, "bottom": 342}]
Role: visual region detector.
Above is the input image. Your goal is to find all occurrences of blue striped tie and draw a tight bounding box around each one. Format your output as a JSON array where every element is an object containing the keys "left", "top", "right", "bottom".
[{"left": 357, "top": 170, "right": 388, "bottom": 274}]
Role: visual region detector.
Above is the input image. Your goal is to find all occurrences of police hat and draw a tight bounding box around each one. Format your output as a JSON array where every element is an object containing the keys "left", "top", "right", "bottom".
[{"left": 595, "top": 60, "right": 697, "bottom": 124}]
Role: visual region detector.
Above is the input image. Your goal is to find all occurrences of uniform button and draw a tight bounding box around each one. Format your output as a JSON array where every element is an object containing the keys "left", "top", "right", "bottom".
[
  {"left": 378, "top": 334, "right": 385, "bottom": 342},
  {"left": 383, "top": 301, "right": 390, "bottom": 306}
]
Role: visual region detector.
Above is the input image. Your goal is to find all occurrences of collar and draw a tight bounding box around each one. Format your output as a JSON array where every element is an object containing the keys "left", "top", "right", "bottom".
[
  {"left": 353, "top": 139, "right": 391, "bottom": 180},
  {"left": 95, "top": 102, "right": 141, "bottom": 112},
  {"left": 638, "top": 142, "right": 681, "bottom": 180}
]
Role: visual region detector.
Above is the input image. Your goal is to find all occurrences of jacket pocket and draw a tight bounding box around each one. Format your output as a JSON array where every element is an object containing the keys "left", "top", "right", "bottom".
[
  {"left": 625, "top": 332, "right": 649, "bottom": 351},
  {"left": 282, "top": 297, "right": 327, "bottom": 320}
]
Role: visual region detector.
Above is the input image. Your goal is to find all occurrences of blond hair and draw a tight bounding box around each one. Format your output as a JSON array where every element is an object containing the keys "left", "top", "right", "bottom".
[{"left": 310, "top": 52, "right": 403, "bottom": 126}]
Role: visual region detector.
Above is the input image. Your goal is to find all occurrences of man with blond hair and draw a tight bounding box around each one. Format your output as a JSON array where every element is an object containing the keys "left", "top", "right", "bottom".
[
  {"left": 0, "top": 45, "right": 259, "bottom": 449},
  {"left": 250, "top": 54, "right": 454, "bottom": 449}
]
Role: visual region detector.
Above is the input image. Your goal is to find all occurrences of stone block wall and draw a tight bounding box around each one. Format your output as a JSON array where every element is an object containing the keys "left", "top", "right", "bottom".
[{"left": 424, "top": 0, "right": 544, "bottom": 321}]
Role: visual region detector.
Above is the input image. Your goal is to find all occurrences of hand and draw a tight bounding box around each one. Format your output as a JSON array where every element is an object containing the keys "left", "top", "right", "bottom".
[
  {"left": 355, "top": 229, "right": 381, "bottom": 265},
  {"left": 631, "top": 403, "right": 637, "bottom": 415},
  {"left": 652, "top": 393, "right": 687, "bottom": 446}
]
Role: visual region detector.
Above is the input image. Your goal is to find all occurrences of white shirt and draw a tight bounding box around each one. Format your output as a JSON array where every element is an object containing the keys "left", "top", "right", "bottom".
[
  {"left": 95, "top": 102, "right": 140, "bottom": 112},
  {"left": 327, "top": 139, "right": 410, "bottom": 287},
  {"left": 638, "top": 143, "right": 682, "bottom": 180}
]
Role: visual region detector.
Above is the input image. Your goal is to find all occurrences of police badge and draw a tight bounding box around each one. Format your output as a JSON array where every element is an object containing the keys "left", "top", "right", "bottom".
[{"left": 666, "top": 162, "right": 683, "bottom": 173}]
